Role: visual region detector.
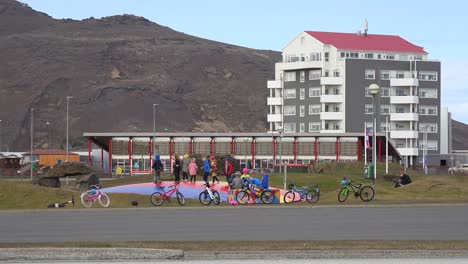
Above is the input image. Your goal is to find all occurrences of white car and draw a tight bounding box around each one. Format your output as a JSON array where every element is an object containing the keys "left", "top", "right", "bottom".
[{"left": 448, "top": 164, "right": 468, "bottom": 174}]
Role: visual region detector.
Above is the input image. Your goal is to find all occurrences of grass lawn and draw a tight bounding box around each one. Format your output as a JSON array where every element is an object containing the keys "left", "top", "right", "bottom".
[{"left": 1, "top": 162, "right": 468, "bottom": 209}]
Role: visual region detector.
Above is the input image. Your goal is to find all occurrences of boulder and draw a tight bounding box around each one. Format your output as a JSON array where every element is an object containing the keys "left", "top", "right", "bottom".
[
  {"left": 76, "top": 173, "right": 100, "bottom": 192},
  {"left": 42, "top": 162, "right": 92, "bottom": 178},
  {"left": 38, "top": 177, "right": 61, "bottom": 188}
]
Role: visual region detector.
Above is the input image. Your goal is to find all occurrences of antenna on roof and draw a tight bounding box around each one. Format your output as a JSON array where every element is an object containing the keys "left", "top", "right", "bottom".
[{"left": 363, "top": 19, "right": 368, "bottom": 36}]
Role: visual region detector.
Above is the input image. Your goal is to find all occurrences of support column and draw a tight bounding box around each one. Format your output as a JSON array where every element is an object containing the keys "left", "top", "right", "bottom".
[
  {"left": 189, "top": 138, "right": 193, "bottom": 155},
  {"left": 230, "top": 138, "right": 235, "bottom": 155},
  {"left": 378, "top": 136, "right": 382, "bottom": 162},
  {"left": 108, "top": 138, "right": 112, "bottom": 176},
  {"left": 272, "top": 137, "right": 276, "bottom": 165},
  {"left": 251, "top": 138, "right": 255, "bottom": 168},
  {"left": 210, "top": 138, "right": 214, "bottom": 155},
  {"left": 101, "top": 148, "right": 104, "bottom": 169},
  {"left": 128, "top": 138, "right": 133, "bottom": 176},
  {"left": 293, "top": 138, "right": 297, "bottom": 163},
  {"left": 314, "top": 138, "right": 318, "bottom": 164},
  {"left": 357, "top": 137, "right": 361, "bottom": 162},
  {"left": 169, "top": 138, "right": 173, "bottom": 173},
  {"left": 336, "top": 138, "right": 340, "bottom": 162},
  {"left": 149, "top": 138, "right": 153, "bottom": 173},
  {"left": 87, "top": 137, "right": 92, "bottom": 165}
]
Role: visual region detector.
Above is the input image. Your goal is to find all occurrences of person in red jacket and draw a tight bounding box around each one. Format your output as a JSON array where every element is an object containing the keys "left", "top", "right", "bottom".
[{"left": 222, "top": 156, "right": 233, "bottom": 184}]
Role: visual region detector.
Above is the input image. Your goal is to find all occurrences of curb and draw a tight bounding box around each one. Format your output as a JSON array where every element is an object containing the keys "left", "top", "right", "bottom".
[{"left": 0, "top": 248, "right": 184, "bottom": 261}]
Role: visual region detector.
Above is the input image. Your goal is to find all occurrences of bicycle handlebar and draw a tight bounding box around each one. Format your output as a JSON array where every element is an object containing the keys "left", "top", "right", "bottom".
[{"left": 90, "top": 184, "right": 101, "bottom": 189}]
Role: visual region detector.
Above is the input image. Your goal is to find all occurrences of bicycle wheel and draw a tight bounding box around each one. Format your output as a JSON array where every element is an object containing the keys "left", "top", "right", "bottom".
[
  {"left": 306, "top": 190, "right": 320, "bottom": 203},
  {"left": 261, "top": 190, "right": 274, "bottom": 204},
  {"left": 236, "top": 190, "right": 250, "bottom": 205},
  {"left": 176, "top": 191, "right": 186, "bottom": 205},
  {"left": 338, "top": 187, "right": 349, "bottom": 203},
  {"left": 98, "top": 192, "right": 110, "bottom": 207},
  {"left": 80, "top": 191, "right": 93, "bottom": 208},
  {"left": 199, "top": 190, "right": 211, "bottom": 206},
  {"left": 283, "top": 191, "right": 295, "bottom": 204},
  {"left": 150, "top": 192, "right": 165, "bottom": 206},
  {"left": 212, "top": 190, "right": 221, "bottom": 205},
  {"left": 359, "top": 186, "right": 375, "bottom": 202}
]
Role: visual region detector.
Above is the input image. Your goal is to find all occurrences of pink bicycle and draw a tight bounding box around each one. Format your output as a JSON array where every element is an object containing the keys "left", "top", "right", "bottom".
[
  {"left": 150, "top": 183, "right": 186, "bottom": 206},
  {"left": 80, "top": 184, "right": 110, "bottom": 208}
]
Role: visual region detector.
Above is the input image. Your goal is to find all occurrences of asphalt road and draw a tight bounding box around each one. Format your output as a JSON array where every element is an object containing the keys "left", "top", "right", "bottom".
[
  {"left": 1, "top": 205, "right": 468, "bottom": 243},
  {"left": 19, "top": 260, "right": 468, "bottom": 264}
]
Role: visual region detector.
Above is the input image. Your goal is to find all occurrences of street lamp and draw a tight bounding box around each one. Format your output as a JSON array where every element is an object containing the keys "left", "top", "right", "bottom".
[
  {"left": 276, "top": 127, "right": 284, "bottom": 183},
  {"left": 66, "top": 96, "right": 73, "bottom": 162},
  {"left": 423, "top": 125, "right": 428, "bottom": 175},
  {"left": 30, "top": 108, "right": 34, "bottom": 181},
  {"left": 153, "top": 103, "right": 158, "bottom": 156},
  {"left": 368, "top": 84, "right": 380, "bottom": 187},
  {"left": 46, "top": 121, "right": 51, "bottom": 149},
  {"left": 0, "top": 119, "right": 2, "bottom": 152}
]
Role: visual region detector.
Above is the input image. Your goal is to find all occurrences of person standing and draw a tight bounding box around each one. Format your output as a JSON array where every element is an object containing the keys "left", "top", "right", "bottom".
[
  {"left": 152, "top": 154, "right": 163, "bottom": 184},
  {"left": 189, "top": 158, "right": 198, "bottom": 183},
  {"left": 223, "top": 156, "right": 233, "bottom": 184},
  {"left": 182, "top": 154, "right": 190, "bottom": 182},
  {"left": 203, "top": 156, "right": 211, "bottom": 187},
  {"left": 210, "top": 156, "right": 219, "bottom": 184},
  {"left": 173, "top": 154, "right": 181, "bottom": 182}
]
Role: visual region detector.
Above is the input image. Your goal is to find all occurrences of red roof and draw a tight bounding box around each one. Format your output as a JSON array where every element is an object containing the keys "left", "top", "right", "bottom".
[
  {"left": 305, "top": 31, "right": 427, "bottom": 54},
  {"left": 24, "top": 149, "right": 79, "bottom": 155}
]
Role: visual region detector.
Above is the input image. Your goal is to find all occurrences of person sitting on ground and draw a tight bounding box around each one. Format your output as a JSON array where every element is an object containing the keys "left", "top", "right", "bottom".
[
  {"left": 231, "top": 172, "right": 243, "bottom": 189},
  {"left": 395, "top": 171, "right": 412, "bottom": 188}
]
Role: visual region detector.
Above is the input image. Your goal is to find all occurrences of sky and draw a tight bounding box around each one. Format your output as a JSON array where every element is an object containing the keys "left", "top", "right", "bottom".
[{"left": 20, "top": 0, "right": 468, "bottom": 123}]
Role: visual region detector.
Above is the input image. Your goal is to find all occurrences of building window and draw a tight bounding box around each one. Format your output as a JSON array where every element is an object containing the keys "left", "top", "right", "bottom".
[
  {"left": 381, "top": 105, "right": 390, "bottom": 115},
  {"left": 309, "top": 70, "right": 321, "bottom": 80},
  {"left": 309, "top": 122, "right": 321, "bottom": 132},
  {"left": 381, "top": 70, "right": 390, "bottom": 80},
  {"left": 284, "top": 89, "right": 296, "bottom": 99},
  {"left": 284, "top": 123, "right": 296, "bottom": 133},
  {"left": 299, "top": 123, "right": 305, "bottom": 133},
  {"left": 380, "top": 87, "right": 390, "bottom": 97},
  {"left": 300, "top": 36, "right": 305, "bottom": 45},
  {"left": 386, "top": 54, "right": 395, "bottom": 60},
  {"left": 419, "top": 88, "right": 437, "bottom": 98},
  {"left": 419, "top": 123, "right": 438, "bottom": 133},
  {"left": 365, "top": 53, "right": 374, "bottom": 59},
  {"left": 284, "top": 105, "right": 296, "bottom": 116},
  {"left": 365, "top": 122, "right": 373, "bottom": 130},
  {"left": 284, "top": 72, "right": 296, "bottom": 82},
  {"left": 300, "top": 88, "right": 305, "bottom": 100},
  {"left": 350, "top": 52, "right": 359, "bottom": 58},
  {"left": 300, "top": 71, "right": 305, "bottom": 82},
  {"left": 309, "top": 104, "right": 321, "bottom": 115},
  {"left": 365, "top": 69, "right": 375, "bottom": 79},
  {"left": 324, "top": 70, "right": 329, "bottom": 77},
  {"left": 300, "top": 105, "right": 305, "bottom": 117},
  {"left": 333, "top": 70, "right": 340, "bottom": 77},
  {"left": 365, "top": 104, "right": 374, "bottom": 114},
  {"left": 340, "top": 52, "right": 345, "bottom": 58},
  {"left": 381, "top": 122, "right": 388, "bottom": 132},
  {"left": 419, "top": 71, "right": 438, "bottom": 81},
  {"left": 395, "top": 71, "right": 405, "bottom": 79},
  {"left": 419, "top": 106, "right": 438, "bottom": 115},
  {"left": 419, "top": 140, "right": 438, "bottom": 151},
  {"left": 310, "top": 52, "right": 321, "bottom": 61},
  {"left": 325, "top": 52, "right": 329, "bottom": 62},
  {"left": 309, "top": 87, "right": 321, "bottom": 97}
]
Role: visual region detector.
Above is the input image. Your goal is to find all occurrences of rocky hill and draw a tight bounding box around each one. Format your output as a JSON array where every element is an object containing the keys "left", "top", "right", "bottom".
[{"left": 0, "top": 0, "right": 281, "bottom": 151}]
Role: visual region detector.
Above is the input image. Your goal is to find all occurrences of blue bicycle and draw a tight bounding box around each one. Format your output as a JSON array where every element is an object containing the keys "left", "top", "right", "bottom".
[{"left": 283, "top": 182, "right": 320, "bottom": 204}]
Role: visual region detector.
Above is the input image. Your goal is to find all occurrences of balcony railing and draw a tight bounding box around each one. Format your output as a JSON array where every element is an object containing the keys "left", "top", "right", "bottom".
[{"left": 267, "top": 97, "right": 282, "bottom": 105}]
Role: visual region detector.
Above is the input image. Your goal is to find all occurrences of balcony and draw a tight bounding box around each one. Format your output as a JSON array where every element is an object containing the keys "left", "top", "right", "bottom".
[
  {"left": 267, "top": 80, "right": 282, "bottom": 89},
  {"left": 320, "top": 129, "right": 344, "bottom": 134},
  {"left": 397, "top": 147, "right": 419, "bottom": 156},
  {"left": 279, "top": 61, "right": 322, "bottom": 71},
  {"left": 320, "top": 94, "right": 344, "bottom": 103},
  {"left": 320, "top": 112, "right": 344, "bottom": 120},
  {"left": 390, "top": 130, "right": 419, "bottom": 139},
  {"left": 267, "top": 97, "right": 282, "bottom": 106},
  {"left": 390, "top": 96, "right": 419, "bottom": 104},
  {"left": 320, "top": 77, "right": 343, "bottom": 85},
  {"left": 267, "top": 114, "right": 282, "bottom": 122},
  {"left": 390, "top": 113, "right": 419, "bottom": 121},
  {"left": 390, "top": 78, "right": 419, "bottom": 87}
]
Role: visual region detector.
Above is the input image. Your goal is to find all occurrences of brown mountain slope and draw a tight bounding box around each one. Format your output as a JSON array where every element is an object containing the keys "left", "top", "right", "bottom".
[
  {"left": 0, "top": 0, "right": 281, "bottom": 151},
  {"left": 451, "top": 119, "right": 468, "bottom": 150}
]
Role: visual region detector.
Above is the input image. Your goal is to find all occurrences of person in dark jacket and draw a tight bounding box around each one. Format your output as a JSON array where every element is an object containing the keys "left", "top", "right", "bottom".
[
  {"left": 395, "top": 171, "right": 412, "bottom": 188},
  {"left": 173, "top": 154, "right": 181, "bottom": 182},
  {"left": 152, "top": 154, "right": 163, "bottom": 184},
  {"left": 203, "top": 155, "right": 211, "bottom": 187}
]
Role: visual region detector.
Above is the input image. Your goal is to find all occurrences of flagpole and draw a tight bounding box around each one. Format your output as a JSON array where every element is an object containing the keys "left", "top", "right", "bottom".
[
  {"left": 385, "top": 116, "right": 389, "bottom": 174},
  {"left": 364, "top": 125, "right": 368, "bottom": 165}
]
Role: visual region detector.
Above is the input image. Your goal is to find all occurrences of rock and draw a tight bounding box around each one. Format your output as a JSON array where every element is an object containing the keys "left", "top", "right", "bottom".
[
  {"left": 76, "top": 173, "right": 100, "bottom": 192},
  {"left": 38, "top": 177, "right": 61, "bottom": 188},
  {"left": 42, "top": 162, "right": 92, "bottom": 178}
]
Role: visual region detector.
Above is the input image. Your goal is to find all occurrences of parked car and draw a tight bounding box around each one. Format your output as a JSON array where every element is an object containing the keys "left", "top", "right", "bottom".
[
  {"left": 248, "top": 168, "right": 273, "bottom": 175},
  {"left": 448, "top": 164, "right": 468, "bottom": 174}
]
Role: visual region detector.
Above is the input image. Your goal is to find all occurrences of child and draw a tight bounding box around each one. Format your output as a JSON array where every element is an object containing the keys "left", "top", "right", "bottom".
[
  {"left": 189, "top": 158, "right": 198, "bottom": 183},
  {"left": 210, "top": 156, "right": 219, "bottom": 184},
  {"left": 203, "top": 156, "right": 211, "bottom": 187},
  {"left": 182, "top": 154, "right": 190, "bottom": 182}
]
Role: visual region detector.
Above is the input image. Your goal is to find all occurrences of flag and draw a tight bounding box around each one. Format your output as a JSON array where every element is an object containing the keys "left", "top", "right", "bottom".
[{"left": 365, "top": 128, "right": 371, "bottom": 150}]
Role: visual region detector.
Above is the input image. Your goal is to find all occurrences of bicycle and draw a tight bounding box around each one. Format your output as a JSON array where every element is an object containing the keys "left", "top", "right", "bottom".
[
  {"left": 199, "top": 183, "right": 221, "bottom": 206},
  {"left": 338, "top": 179, "right": 375, "bottom": 202},
  {"left": 150, "top": 183, "right": 186, "bottom": 206},
  {"left": 283, "top": 182, "right": 320, "bottom": 204},
  {"left": 236, "top": 184, "right": 274, "bottom": 205},
  {"left": 80, "top": 184, "right": 110, "bottom": 208}
]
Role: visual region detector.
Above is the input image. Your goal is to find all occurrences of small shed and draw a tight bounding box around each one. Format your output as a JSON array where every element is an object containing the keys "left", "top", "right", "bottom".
[{"left": 23, "top": 149, "right": 80, "bottom": 167}]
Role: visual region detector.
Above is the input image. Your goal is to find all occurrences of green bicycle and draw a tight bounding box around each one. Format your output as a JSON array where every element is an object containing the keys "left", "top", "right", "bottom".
[{"left": 338, "top": 179, "right": 375, "bottom": 203}]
